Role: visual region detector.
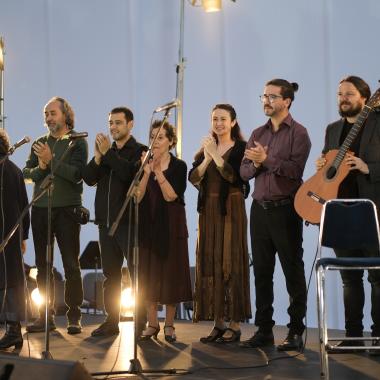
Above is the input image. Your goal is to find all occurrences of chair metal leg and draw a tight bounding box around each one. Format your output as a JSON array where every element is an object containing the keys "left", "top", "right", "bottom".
[{"left": 317, "top": 265, "right": 329, "bottom": 379}]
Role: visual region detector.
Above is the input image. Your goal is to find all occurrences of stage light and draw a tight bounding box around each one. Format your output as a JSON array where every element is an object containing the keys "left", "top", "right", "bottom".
[
  {"left": 202, "top": 0, "right": 222, "bottom": 12},
  {"left": 0, "top": 38, "right": 4, "bottom": 71},
  {"left": 31, "top": 288, "right": 43, "bottom": 307},
  {"left": 120, "top": 287, "right": 135, "bottom": 320},
  {"left": 29, "top": 267, "right": 38, "bottom": 281}
]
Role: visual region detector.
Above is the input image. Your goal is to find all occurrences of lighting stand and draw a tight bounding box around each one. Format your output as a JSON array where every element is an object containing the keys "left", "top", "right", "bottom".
[{"left": 0, "top": 37, "right": 6, "bottom": 130}]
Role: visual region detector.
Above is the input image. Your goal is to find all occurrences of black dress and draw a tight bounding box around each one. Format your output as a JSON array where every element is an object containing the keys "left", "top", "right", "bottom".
[
  {"left": 138, "top": 154, "right": 192, "bottom": 304},
  {"left": 0, "top": 157, "right": 30, "bottom": 322}
]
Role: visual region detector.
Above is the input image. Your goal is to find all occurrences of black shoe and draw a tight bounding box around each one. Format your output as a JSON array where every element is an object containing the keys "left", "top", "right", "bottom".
[
  {"left": 328, "top": 339, "right": 365, "bottom": 354},
  {"left": 140, "top": 325, "right": 160, "bottom": 340},
  {"left": 277, "top": 333, "right": 303, "bottom": 351},
  {"left": 164, "top": 325, "right": 176, "bottom": 343},
  {"left": 368, "top": 340, "right": 380, "bottom": 356},
  {"left": 216, "top": 328, "right": 241, "bottom": 343},
  {"left": 200, "top": 326, "right": 226, "bottom": 344},
  {"left": 67, "top": 320, "right": 82, "bottom": 335},
  {"left": 0, "top": 322, "right": 23, "bottom": 350},
  {"left": 239, "top": 330, "right": 274, "bottom": 348},
  {"left": 26, "top": 317, "right": 56, "bottom": 333},
  {"left": 91, "top": 321, "right": 119, "bottom": 337}
]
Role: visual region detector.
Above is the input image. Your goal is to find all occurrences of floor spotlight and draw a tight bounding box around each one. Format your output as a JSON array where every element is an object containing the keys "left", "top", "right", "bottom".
[{"left": 31, "top": 288, "right": 43, "bottom": 308}]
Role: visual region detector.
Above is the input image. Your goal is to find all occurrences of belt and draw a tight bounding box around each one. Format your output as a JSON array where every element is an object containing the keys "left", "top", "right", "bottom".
[{"left": 255, "top": 198, "right": 292, "bottom": 210}]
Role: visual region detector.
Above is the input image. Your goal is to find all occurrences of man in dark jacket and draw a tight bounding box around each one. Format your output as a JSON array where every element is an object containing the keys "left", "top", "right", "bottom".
[
  {"left": 83, "top": 106, "right": 146, "bottom": 336},
  {"left": 23, "top": 97, "right": 88, "bottom": 335}
]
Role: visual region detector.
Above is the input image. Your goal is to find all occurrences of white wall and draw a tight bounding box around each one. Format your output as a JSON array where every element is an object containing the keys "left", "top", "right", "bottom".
[{"left": 1, "top": 0, "right": 379, "bottom": 330}]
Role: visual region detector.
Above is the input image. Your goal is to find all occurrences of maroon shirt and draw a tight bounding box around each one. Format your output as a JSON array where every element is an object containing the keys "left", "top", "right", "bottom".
[{"left": 240, "top": 113, "right": 311, "bottom": 201}]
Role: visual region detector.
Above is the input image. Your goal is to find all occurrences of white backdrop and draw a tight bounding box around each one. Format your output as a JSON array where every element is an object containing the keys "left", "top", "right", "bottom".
[{"left": 1, "top": 0, "right": 380, "bottom": 330}]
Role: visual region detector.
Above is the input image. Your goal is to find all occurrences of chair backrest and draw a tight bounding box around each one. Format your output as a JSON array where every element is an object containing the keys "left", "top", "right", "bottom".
[{"left": 318, "top": 199, "right": 380, "bottom": 252}]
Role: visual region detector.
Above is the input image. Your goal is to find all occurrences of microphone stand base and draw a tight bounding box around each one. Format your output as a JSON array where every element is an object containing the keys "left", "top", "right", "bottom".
[
  {"left": 41, "top": 350, "right": 53, "bottom": 360},
  {"left": 129, "top": 358, "right": 143, "bottom": 374}
]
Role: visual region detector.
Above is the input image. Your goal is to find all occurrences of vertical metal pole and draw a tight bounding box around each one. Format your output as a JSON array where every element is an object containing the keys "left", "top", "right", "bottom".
[
  {"left": 0, "top": 37, "right": 5, "bottom": 130},
  {"left": 175, "top": 0, "right": 185, "bottom": 159}
]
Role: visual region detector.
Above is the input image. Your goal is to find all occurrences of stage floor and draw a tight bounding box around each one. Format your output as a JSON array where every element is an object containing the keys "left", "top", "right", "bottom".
[{"left": 1, "top": 314, "right": 380, "bottom": 379}]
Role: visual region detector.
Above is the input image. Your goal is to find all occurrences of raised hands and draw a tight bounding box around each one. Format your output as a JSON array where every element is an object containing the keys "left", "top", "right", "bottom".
[
  {"left": 33, "top": 141, "right": 52, "bottom": 169},
  {"left": 244, "top": 141, "right": 268, "bottom": 168}
]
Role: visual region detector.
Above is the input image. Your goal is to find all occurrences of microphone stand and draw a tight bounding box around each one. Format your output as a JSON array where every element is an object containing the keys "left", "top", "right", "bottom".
[
  {"left": 37, "top": 138, "right": 78, "bottom": 360},
  {"left": 106, "top": 108, "right": 181, "bottom": 377}
]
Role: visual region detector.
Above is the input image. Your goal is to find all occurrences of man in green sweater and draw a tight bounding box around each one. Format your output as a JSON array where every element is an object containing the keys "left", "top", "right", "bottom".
[{"left": 23, "top": 96, "right": 88, "bottom": 334}]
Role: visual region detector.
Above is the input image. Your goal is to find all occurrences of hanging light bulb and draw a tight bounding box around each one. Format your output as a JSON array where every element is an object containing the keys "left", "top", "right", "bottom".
[{"left": 201, "top": 0, "right": 222, "bottom": 12}]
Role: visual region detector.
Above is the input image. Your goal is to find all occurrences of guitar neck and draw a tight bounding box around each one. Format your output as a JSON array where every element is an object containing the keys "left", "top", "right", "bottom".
[{"left": 332, "top": 104, "right": 372, "bottom": 167}]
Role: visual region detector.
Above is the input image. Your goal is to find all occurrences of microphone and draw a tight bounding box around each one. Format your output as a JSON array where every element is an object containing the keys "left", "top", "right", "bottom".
[
  {"left": 154, "top": 99, "right": 179, "bottom": 113},
  {"left": 68, "top": 132, "right": 88, "bottom": 139},
  {"left": 8, "top": 136, "right": 31, "bottom": 154}
]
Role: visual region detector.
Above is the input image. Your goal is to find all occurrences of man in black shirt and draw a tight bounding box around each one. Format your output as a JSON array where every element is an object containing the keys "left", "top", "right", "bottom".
[
  {"left": 83, "top": 106, "right": 146, "bottom": 336},
  {"left": 316, "top": 76, "right": 380, "bottom": 354}
]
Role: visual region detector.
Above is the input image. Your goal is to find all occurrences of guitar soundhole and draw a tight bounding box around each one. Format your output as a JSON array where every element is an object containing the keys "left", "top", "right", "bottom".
[{"left": 326, "top": 166, "right": 337, "bottom": 180}]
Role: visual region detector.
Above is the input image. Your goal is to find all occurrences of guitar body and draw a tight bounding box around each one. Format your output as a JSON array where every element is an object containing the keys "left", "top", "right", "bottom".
[{"left": 294, "top": 149, "right": 351, "bottom": 224}]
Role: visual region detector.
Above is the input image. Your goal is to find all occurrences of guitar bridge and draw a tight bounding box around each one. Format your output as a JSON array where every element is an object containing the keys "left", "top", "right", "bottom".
[{"left": 307, "top": 191, "right": 326, "bottom": 205}]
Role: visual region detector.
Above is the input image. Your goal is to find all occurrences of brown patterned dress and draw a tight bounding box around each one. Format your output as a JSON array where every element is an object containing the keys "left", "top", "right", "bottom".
[{"left": 189, "top": 145, "right": 251, "bottom": 322}]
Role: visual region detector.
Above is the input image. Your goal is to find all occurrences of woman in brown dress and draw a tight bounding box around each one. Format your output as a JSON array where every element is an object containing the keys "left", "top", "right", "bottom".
[
  {"left": 189, "top": 104, "right": 251, "bottom": 343},
  {"left": 137, "top": 120, "right": 192, "bottom": 342}
]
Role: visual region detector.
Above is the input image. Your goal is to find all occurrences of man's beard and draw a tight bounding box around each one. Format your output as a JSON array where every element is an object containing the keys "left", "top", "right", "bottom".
[
  {"left": 339, "top": 102, "right": 363, "bottom": 118},
  {"left": 47, "top": 123, "right": 63, "bottom": 135}
]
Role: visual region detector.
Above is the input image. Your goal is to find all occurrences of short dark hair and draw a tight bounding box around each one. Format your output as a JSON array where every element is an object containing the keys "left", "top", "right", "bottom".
[
  {"left": 265, "top": 78, "right": 299, "bottom": 109},
  {"left": 339, "top": 76, "right": 371, "bottom": 102},
  {"left": 0, "top": 128, "right": 10, "bottom": 154},
  {"left": 110, "top": 107, "right": 134, "bottom": 123},
  {"left": 151, "top": 120, "right": 177, "bottom": 150},
  {"left": 46, "top": 96, "right": 75, "bottom": 129}
]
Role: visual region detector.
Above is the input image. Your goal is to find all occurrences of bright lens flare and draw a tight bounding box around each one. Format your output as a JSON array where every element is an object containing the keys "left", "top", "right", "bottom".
[
  {"left": 121, "top": 287, "right": 135, "bottom": 309},
  {"left": 202, "top": 0, "right": 222, "bottom": 12},
  {"left": 31, "top": 288, "right": 43, "bottom": 307},
  {"left": 29, "top": 267, "right": 38, "bottom": 281}
]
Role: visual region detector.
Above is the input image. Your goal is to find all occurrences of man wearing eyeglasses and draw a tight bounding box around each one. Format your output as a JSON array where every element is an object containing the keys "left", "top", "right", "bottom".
[
  {"left": 240, "top": 79, "right": 311, "bottom": 351},
  {"left": 315, "top": 76, "right": 380, "bottom": 354}
]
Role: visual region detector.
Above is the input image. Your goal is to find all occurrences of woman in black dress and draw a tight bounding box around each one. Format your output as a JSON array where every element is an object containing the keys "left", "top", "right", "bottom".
[
  {"left": 0, "top": 129, "right": 30, "bottom": 350},
  {"left": 137, "top": 120, "right": 192, "bottom": 342}
]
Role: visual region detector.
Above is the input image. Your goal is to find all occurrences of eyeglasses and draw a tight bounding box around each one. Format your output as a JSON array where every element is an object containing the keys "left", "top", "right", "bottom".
[{"left": 259, "top": 94, "right": 283, "bottom": 103}]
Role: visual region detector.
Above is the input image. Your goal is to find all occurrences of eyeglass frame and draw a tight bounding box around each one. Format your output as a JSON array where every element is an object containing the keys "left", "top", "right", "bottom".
[{"left": 259, "top": 94, "right": 283, "bottom": 103}]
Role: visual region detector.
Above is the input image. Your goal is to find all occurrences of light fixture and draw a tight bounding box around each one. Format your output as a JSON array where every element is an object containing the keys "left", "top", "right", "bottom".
[
  {"left": 31, "top": 288, "right": 43, "bottom": 307},
  {"left": 202, "top": 0, "right": 222, "bottom": 12},
  {"left": 190, "top": 0, "right": 222, "bottom": 12},
  {"left": 0, "top": 37, "right": 4, "bottom": 71},
  {"left": 29, "top": 267, "right": 38, "bottom": 281}
]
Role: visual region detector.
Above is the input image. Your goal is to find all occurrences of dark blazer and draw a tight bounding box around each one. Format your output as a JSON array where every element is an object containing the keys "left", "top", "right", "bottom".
[{"left": 322, "top": 110, "right": 380, "bottom": 209}]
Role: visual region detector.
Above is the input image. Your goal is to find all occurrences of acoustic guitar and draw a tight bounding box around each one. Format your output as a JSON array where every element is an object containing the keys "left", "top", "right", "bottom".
[{"left": 294, "top": 88, "right": 380, "bottom": 224}]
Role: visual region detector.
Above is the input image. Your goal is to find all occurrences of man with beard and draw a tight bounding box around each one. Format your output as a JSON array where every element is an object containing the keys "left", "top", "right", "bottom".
[
  {"left": 83, "top": 107, "right": 146, "bottom": 337},
  {"left": 240, "top": 79, "right": 311, "bottom": 351},
  {"left": 316, "top": 76, "right": 380, "bottom": 354},
  {"left": 23, "top": 97, "right": 88, "bottom": 334}
]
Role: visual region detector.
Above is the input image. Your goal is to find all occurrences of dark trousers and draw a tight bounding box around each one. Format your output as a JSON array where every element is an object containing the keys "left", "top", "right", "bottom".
[
  {"left": 31, "top": 206, "right": 83, "bottom": 322},
  {"left": 250, "top": 201, "right": 307, "bottom": 334},
  {"left": 99, "top": 225, "right": 146, "bottom": 327},
  {"left": 334, "top": 248, "right": 380, "bottom": 336}
]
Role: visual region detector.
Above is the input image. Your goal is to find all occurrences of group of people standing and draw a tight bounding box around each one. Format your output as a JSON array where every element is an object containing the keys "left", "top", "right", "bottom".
[{"left": 0, "top": 75, "right": 379, "bottom": 355}]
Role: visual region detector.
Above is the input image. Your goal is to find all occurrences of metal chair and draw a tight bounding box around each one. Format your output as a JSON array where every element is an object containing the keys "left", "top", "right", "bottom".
[{"left": 316, "top": 199, "right": 380, "bottom": 379}]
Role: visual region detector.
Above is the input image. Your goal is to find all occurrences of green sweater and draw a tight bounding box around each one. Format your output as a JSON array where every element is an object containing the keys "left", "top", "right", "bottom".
[{"left": 23, "top": 132, "right": 88, "bottom": 208}]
